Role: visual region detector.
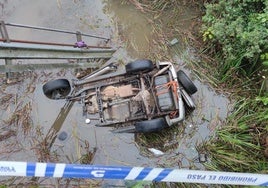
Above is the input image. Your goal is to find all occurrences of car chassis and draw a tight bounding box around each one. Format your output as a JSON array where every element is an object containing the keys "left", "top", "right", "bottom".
[{"left": 43, "top": 59, "right": 197, "bottom": 133}]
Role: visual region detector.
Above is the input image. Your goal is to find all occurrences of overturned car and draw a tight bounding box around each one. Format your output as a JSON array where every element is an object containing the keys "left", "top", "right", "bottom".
[{"left": 43, "top": 59, "right": 197, "bottom": 133}]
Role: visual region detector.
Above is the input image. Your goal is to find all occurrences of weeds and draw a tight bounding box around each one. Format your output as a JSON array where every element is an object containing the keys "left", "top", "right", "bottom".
[
  {"left": 0, "top": 93, "right": 14, "bottom": 110},
  {"left": 3, "top": 102, "right": 33, "bottom": 135}
]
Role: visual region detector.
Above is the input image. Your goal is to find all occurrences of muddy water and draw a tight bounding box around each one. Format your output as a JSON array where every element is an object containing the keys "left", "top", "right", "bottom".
[
  {"left": 0, "top": 0, "right": 230, "bottom": 186},
  {"left": 104, "top": 0, "right": 154, "bottom": 58}
]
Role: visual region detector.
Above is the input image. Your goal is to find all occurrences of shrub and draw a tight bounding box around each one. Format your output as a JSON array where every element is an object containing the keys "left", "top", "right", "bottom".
[{"left": 202, "top": 0, "right": 268, "bottom": 78}]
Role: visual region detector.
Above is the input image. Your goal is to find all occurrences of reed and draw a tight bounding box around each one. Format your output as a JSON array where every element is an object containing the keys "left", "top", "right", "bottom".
[{"left": 204, "top": 98, "right": 268, "bottom": 173}]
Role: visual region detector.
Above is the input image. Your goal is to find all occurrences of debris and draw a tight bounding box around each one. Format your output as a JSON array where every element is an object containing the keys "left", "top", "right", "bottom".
[
  {"left": 198, "top": 153, "right": 207, "bottom": 163},
  {"left": 0, "top": 130, "right": 16, "bottom": 141},
  {"left": 148, "top": 148, "right": 164, "bottom": 156},
  {"left": 169, "top": 38, "right": 179, "bottom": 46},
  {"left": 74, "top": 41, "right": 87, "bottom": 48}
]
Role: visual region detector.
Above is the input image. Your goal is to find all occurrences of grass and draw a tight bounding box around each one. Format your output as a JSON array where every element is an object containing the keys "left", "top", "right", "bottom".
[{"left": 203, "top": 98, "right": 268, "bottom": 173}]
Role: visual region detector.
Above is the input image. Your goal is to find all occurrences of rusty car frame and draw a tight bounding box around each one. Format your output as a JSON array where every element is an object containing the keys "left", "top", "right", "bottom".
[{"left": 42, "top": 59, "right": 197, "bottom": 133}]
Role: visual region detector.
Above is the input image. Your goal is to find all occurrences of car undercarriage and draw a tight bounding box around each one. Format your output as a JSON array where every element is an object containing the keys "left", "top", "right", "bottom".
[{"left": 43, "top": 59, "right": 197, "bottom": 133}]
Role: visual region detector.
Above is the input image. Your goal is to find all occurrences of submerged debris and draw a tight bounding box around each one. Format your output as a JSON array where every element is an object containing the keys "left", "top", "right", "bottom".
[
  {"left": 0, "top": 130, "right": 16, "bottom": 142},
  {"left": 0, "top": 93, "right": 14, "bottom": 110},
  {"left": 2, "top": 102, "right": 33, "bottom": 135}
]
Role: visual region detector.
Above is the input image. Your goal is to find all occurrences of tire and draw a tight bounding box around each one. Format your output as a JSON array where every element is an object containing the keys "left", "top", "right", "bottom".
[
  {"left": 125, "top": 59, "right": 154, "bottom": 74},
  {"left": 177, "top": 70, "right": 197, "bottom": 95},
  {"left": 135, "top": 118, "right": 168, "bottom": 133},
  {"left": 43, "top": 79, "right": 71, "bottom": 99}
]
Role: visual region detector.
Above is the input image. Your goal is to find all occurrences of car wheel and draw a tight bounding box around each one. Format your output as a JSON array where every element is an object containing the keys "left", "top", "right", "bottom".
[
  {"left": 135, "top": 118, "right": 168, "bottom": 133},
  {"left": 43, "top": 79, "right": 71, "bottom": 99},
  {"left": 125, "top": 59, "right": 154, "bottom": 74},
  {"left": 177, "top": 70, "right": 197, "bottom": 95}
]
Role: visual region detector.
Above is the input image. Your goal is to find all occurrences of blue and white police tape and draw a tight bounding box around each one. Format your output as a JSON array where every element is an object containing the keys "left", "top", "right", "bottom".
[{"left": 0, "top": 161, "right": 267, "bottom": 186}]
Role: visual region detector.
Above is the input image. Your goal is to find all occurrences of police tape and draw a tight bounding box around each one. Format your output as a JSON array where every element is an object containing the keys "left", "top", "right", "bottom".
[{"left": 0, "top": 161, "right": 267, "bottom": 186}]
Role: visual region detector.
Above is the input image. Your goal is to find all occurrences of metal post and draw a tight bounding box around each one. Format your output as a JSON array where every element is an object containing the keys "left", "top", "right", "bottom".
[
  {"left": 0, "top": 21, "right": 10, "bottom": 42},
  {"left": 76, "top": 31, "right": 82, "bottom": 42},
  {"left": 76, "top": 31, "right": 82, "bottom": 63}
]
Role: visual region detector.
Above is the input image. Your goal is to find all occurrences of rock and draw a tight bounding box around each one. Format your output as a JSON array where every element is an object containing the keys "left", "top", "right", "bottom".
[{"left": 58, "top": 131, "right": 68, "bottom": 141}]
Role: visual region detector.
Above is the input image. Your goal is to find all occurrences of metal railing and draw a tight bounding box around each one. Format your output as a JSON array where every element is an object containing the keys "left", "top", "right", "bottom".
[{"left": 0, "top": 20, "right": 116, "bottom": 74}]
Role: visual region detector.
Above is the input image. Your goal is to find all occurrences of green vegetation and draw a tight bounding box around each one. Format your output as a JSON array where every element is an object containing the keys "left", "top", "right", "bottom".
[
  {"left": 204, "top": 98, "right": 268, "bottom": 173},
  {"left": 202, "top": 0, "right": 268, "bottom": 81},
  {"left": 201, "top": 0, "right": 268, "bottom": 175}
]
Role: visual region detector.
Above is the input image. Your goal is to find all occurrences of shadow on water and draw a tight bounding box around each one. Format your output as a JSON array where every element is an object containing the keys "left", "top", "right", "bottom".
[{"left": 44, "top": 100, "right": 74, "bottom": 150}]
